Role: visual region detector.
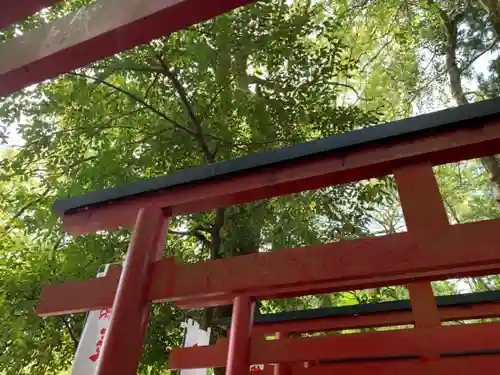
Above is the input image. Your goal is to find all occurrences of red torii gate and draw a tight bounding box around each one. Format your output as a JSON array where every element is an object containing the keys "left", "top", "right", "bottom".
[
  {"left": 0, "top": 0, "right": 257, "bottom": 97},
  {"left": 36, "top": 97, "right": 500, "bottom": 375},
  {"left": 3, "top": 2, "right": 500, "bottom": 375}
]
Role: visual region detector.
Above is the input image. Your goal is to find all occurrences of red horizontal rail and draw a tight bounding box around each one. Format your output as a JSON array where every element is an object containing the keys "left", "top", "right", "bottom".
[
  {"left": 161, "top": 218, "right": 500, "bottom": 307},
  {"left": 36, "top": 218, "right": 500, "bottom": 315},
  {"left": 62, "top": 118, "right": 500, "bottom": 234},
  {"left": 35, "top": 266, "right": 121, "bottom": 316},
  {"left": 168, "top": 322, "right": 500, "bottom": 369},
  {"left": 175, "top": 258, "right": 500, "bottom": 309},
  {"left": 250, "top": 301, "right": 500, "bottom": 335},
  {"left": 0, "top": 0, "right": 60, "bottom": 30},
  {"left": 294, "top": 356, "right": 500, "bottom": 375},
  {"left": 0, "top": 0, "right": 257, "bottom": 97}
]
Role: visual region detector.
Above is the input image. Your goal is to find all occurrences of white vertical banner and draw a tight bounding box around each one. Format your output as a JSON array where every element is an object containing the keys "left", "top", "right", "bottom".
[
  {"left": 180, "top": 319, "right": 211, "bottom": 375},
  {"left": 70, "top": 265, "right": 112, "bottom": 375}
]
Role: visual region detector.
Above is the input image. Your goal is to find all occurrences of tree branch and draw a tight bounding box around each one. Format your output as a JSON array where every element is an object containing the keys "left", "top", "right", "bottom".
[
  {"left": 460, "top": 37, "right": 499, "bottom": 73},
  {"left": 61, "top": 317, "right": 79, "bottom": 350},
  {"left": 443, "top": 197, "right": 461, "bottom": 224},
  {"left": 145, "top": 72, "right": 161, "bottom": 98},
  {"left": 479, "top": 0, "right": 500, "bottom": 36},
  {"left": 69, "top": 72, "right": 196, "bottom": 137},
  {"left": 4, "top": 186, "right": 51, "bottom": 232},
  {"left": 199, "top": 76, "right": 238, "bottom": 124},
  {"left": 169, "top": 229, "right": 211, "bottom": 247},
  {"left": 155, "top": 55, "right": 215, "bottom": 162}
]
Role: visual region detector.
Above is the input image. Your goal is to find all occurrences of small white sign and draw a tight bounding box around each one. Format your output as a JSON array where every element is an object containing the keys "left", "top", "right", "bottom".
[
  {"left": 180, "top": 320, "right": 265, "bottom": 373},
  {"left": 250, "top": 364, "right": 265, "bottom": 372},
  {"left": 180, "top": 319, "right": 212, "bottom": 375},
  {"left": 70, "top": 265, "right": 112, "bottom": 375}
]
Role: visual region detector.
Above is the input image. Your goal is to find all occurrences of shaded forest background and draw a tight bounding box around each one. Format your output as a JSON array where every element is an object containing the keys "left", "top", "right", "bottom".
[{"left": 1, "top": 0, "right": 500, "bottom": 373}]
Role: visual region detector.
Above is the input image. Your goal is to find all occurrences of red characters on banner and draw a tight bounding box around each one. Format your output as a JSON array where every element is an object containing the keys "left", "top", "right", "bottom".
[
  {"left": 89, "top": 328, "right": 107, "bottom": 362},
  {"left": 99, "top": 308, "right": 112, "bottom": 320},
  {"left": 249, "top": 365, "right": 263, "bottom": 372}
]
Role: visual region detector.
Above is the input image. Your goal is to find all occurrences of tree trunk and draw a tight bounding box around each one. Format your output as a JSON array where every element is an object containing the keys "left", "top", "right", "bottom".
[
  {"left": 480, "top": 156, "right": 500, "bottom": 203},
  {"left": 441, "top": 8, "right": 500, "bottom": 203},
  {"left": 208, "top": 203, "right": 266, "bottom": 375}
]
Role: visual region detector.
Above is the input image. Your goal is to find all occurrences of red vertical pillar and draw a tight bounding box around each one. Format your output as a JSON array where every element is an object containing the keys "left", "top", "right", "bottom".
[
  {"left": 96, "top": 208, "right": 169, "bottom": 375},
  {"left": 394, "top": 163, "right": 447, "bottom": 369},
  {"left": 394, "top": 162, "right": 449, "bottom": 234},
  {"left": 408, "top": 282, "right": 441, "bottom": 328},
  {"left": 226, "top": 296, "right": 255, "bottom": 375},
  {"left": 407, "top": 280, "right": 441, "bottom": 366},
  {"left": 273, "top": 332, "right": 292, "bottom": 375}
]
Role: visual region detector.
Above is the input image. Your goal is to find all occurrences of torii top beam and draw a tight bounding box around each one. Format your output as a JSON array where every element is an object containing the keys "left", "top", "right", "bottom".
[
  {"left": 0, "top": 0, "right": 257, "bottom": 97},
  {"left": 52, "top": 97, "right": 500, "bottom": 234}
]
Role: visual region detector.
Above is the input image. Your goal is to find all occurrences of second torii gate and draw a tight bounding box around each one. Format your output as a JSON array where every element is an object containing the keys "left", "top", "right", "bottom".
[{"left": 37, "top": 98, "right": 500, "bottom": 375}]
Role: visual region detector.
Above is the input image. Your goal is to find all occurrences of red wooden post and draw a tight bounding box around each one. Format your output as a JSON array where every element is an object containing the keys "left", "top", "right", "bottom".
[
  {"left": 0, "top": 0, "right": 259, "bottom": 97},
  {"left": 394, "top": 163, "right": 446, "bottom": 367},
  {"left": 394, "top": 162, "right": 446, "bottom": 325},
  {"left": 273, "top": 332, "right": 292, "bottom": 375},
  {"left": 394, "top": 163, "right": 449, "bottom": 234},
  {"left": 408, "top": 282, "right": 441, "bottom": 328},
  {"left": 227, "top": 296, "right": 255, "bottom": 375},
  {"left": 96, "top": 208, "right": 169, "bottom": 375}
]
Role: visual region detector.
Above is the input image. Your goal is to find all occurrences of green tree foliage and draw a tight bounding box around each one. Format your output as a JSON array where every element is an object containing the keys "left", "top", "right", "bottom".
[{"left": 0, "top": 0, "right": 499, "bottom": 374}]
